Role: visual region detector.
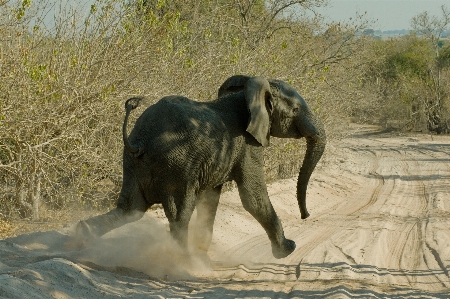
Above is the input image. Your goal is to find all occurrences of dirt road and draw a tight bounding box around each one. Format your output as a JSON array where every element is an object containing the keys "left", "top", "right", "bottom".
[{"left": 1, "top": 125, "right": 449, "bottom": 298}]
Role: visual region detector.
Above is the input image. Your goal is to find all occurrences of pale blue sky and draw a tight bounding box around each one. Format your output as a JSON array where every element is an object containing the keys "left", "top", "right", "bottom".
[
  {"left": 45, "top": 1, "right": 449, "bottom": 32},
  {"left": 317, "top": 0, "right": 449, "bottom": 31}
]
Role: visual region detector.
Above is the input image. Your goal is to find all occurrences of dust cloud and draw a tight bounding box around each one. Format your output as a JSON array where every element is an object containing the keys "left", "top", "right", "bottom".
[{"left": 71, "top": 214, "right": 214, "bottom": 280}]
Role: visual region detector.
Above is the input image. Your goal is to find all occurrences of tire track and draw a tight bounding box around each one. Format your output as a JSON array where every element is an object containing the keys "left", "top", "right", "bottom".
[
  {"left": 356, "top": 147, "right": 417, "bottom": 284},
  {"left": 349, "top": 169, "right": 384, "bottom": 216},
  {"left": 208, "top": 131, "right": 450, "bottom": 294},
  {"left": 289, "top": 147, "right": 384, "bottom": 267},
  {"left": 397, "top": 144, "right": 450, "bottom": 289},
  {"left": 322, "top": 137, "right": 448, "bottom": 290},
  {"left": 394, "top": 150, "right": 425, "bottom": 287},
  {"left": 322, "top": 145, "right": 385, "bottom": 217},
  {"left": 384, "top": 145, "right": 435, "bottom": 288}
]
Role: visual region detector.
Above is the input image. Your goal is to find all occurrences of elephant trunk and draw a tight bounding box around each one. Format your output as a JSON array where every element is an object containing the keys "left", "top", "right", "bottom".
[{"left": 296, "top": 115, "right": 326, "bottom": 219}]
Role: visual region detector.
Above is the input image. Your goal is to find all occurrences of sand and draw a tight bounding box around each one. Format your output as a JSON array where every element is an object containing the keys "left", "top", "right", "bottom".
[{"left": 1, "top": 124, "right": 449, "bottom": 298}]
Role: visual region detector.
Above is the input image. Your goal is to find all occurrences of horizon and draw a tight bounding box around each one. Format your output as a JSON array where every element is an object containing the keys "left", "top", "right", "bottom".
[{"left": 317, "top": 0, "right": 449, "bottom": 31}]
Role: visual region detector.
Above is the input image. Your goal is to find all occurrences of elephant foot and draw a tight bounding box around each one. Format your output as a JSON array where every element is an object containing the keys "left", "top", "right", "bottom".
[
  {"left": 191, "top": 249, "right": 213, "bottom": 270},
  {"left": 65, "top": 221, "right": 100, "bottom": 250},
  {"left": 271, "top": 238, "right": 296, "bottom": 259},
  {"left": 300, "top": 211, "right": 310, "bottom": 219}
]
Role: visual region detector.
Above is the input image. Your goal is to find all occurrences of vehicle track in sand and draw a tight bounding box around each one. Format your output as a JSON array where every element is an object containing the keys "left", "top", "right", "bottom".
[{"left": 206, "top": 128, "right": 450, "bottom": 296}]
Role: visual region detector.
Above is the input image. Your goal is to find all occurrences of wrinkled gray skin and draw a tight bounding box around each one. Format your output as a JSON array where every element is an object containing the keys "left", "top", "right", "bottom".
[{"left": 72, "top": 75, "right": 326, "bottom": 259}]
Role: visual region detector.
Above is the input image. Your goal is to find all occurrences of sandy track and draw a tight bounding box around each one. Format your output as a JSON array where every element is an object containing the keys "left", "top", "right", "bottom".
[{"left": 1, "top": 125, "right": 449, "bottom": 298}]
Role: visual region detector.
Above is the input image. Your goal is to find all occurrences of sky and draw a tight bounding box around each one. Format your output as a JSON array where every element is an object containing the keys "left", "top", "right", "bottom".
[
  {"left": 43, "top": 1, "right": 449, "bottom": 32},
  {"left": 317, "top": 0, "right": 449, "bottom": 31}
]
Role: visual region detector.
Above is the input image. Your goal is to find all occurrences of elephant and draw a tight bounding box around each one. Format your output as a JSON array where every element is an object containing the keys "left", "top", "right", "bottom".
[{"left": 71, "top": 75, "right": 326, "bottom": 259}]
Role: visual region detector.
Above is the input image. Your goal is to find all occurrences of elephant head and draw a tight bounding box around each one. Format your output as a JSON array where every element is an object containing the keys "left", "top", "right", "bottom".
[{"left": 218, "top": 75, "right": 326, "bottom": 219}]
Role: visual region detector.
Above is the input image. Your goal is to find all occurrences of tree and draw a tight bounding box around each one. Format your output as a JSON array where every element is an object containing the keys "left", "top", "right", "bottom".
[
  {"left": 136, "top": 0, "right": 328, "bottom": 47},
  {"left": 231, "top": 0, "right": 327, "bottom": 46},
  {"left": 362, "top": 7, "right": 450, "bottom": 133},
  {"left": 410, "top": 5, "right": 450, "bottom": 133},
  {"left": 0, "top": 0, "right": 370, "bottom": 225}
]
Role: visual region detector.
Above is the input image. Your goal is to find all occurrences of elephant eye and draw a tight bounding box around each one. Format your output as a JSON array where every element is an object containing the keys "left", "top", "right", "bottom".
[{"left": 292, "top": 107, "right": 299, "bottom": 113}]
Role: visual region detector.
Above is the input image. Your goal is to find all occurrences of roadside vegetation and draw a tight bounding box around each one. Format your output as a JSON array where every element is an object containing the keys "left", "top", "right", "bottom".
[
  {"left": 1, "top": 0, "right": 449, "bottom": 237},
  {"left": 359, "top": 5, "right": 450, "bottom": 133}
]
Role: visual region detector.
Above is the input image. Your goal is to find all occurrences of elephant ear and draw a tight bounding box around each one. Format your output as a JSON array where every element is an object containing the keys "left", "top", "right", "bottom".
[
  {"left": 218, "top": 75, "right": 251, "bottom": 97},
  {"left": 244, "top": 76, "right": 272, "bottom": 147}
]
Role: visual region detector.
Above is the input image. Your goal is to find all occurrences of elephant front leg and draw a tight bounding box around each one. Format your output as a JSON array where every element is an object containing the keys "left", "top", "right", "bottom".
[
  {"left": 236, "top": 177, "right": 296, "bottom": 259},
  {"left": 192, "top": 185, "right": 222, "bottom": 255}
]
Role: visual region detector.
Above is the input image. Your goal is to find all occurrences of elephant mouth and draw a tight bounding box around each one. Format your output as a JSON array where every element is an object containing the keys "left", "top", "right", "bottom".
[{"left": 311, "top": 134, "right": 326, "bottom": 144}]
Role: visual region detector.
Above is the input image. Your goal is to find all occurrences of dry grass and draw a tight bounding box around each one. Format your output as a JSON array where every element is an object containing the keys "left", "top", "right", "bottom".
[{"left": 0, "top": 0, "right": 372, "bottom": 229}]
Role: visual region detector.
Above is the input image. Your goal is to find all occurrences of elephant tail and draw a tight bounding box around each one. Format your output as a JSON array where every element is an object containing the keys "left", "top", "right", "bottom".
[{"left": 123, "top": 97, "right": 144, "bottom": 157}]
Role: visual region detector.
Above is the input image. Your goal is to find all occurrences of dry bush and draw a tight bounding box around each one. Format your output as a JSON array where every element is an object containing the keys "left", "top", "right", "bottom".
[
  {"left": 360, "top": 34, "right": 450, "bottom": 133},
  {"left": 0, "top": 0, "right": 370, "bottom": 224},
  {"left": 354, "top": 6, "right": 450, "bottom": 133}
]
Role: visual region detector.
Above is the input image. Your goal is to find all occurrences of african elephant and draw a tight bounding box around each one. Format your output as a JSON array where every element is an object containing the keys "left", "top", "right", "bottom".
[{"left": 72, "top": 75, "right": 326, "bottom": 259}]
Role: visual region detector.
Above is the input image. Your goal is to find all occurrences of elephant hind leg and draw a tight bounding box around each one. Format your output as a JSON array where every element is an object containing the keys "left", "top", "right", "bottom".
[
  {"left": 68, "top": 181, "right": 150, "bottom": 249},
  {"left": 69, "top": 207, "right": 146, "bottom": 249},
  {"left": 192, "top": 185, "right": 222, "bottom": 253},
  {"left": 188, "top": 186, "right": 221, "bottom": 267}
]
